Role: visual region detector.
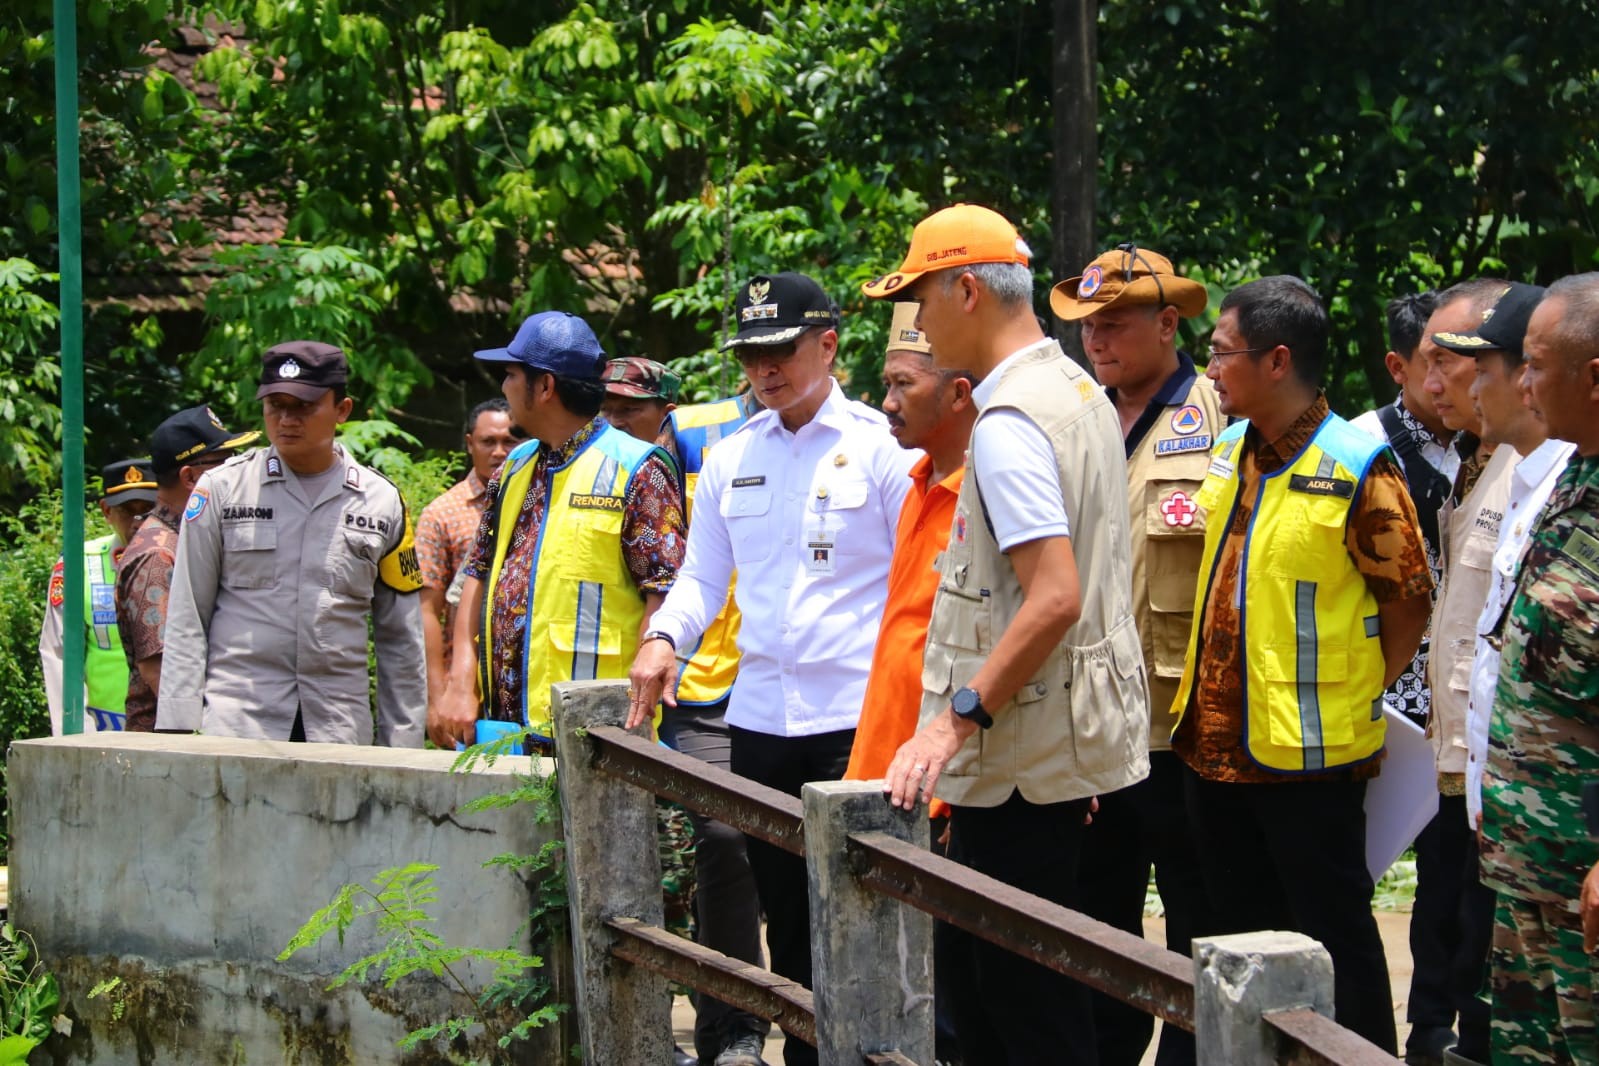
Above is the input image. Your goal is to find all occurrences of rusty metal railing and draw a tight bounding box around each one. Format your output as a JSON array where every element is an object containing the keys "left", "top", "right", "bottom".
[{"left": 580, "top": 724, "right": 1397, "bottom": 1065}]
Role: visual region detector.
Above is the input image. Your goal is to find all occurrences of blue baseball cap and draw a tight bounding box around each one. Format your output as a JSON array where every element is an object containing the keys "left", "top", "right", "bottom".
[{"left": 475, "top": 311, "right": 607, "bottom": 380}]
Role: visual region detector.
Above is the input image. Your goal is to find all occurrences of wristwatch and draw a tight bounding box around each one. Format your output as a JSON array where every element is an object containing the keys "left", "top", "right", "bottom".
[
  {"left": 643, "top": 630, "right": 677, "bottom": 652},
  {"left": 951, "top": 686, "right": 993, "bottom": 730}
]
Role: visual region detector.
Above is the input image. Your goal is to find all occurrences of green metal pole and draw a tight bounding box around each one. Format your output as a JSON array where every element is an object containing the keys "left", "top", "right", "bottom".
[{"left": 55, "top": 0, "right": 86, "bottom": 735}]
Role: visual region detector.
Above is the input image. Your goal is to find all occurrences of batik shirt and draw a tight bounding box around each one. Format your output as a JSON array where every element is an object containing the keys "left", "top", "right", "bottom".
[
  {"left": 115, "top": 501, "right": 182, "bottom": 731},
  {"left": 462, "top": 416, "right": 685, "bottom": 724}
]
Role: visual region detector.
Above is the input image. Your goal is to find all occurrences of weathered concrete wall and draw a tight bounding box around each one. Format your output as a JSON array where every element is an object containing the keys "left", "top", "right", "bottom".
[{"left": 8, "top": 734, "right": 572, "bottom": 1065}]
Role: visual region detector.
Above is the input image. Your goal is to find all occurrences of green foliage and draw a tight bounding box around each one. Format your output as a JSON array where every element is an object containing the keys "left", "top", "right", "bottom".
[
  {"left": 337, "top": 419, "right": 455, "bottom": 516},
  {"left": 86, "top": 977, "right": 127, "bottom": 1023},
  {"left": 0, "top": 260, "right": 63, "bottom": 496},
  {"left": 282, "top": 750, "right": 568, "bottom": 1058},
  {"left": 0, "top": 923, "right": 62, "bottom": 1062},
  {"left": 1097, "top": 0, "right": 1599, "bottom": 410},
  {"left": 195, "top": 243, "right": 428, "bottom": 425},
  {"left": 0, "top": 493, "right": 92, "bottom": 862}
]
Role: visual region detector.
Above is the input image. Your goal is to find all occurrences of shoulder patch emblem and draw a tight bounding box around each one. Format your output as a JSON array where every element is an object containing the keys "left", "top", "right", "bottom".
[
  {"left": 183, "top": 488, "right": 210, "bottom": 523},
  {"left": 48, "top": 559, "right": 65, "bottom": 607},
  {"left": 1076, "top": 379, "right": 1097, "bottom": 403},
  {"left": 1171, "top": 404, "right": 1205, "bottom": 435}
]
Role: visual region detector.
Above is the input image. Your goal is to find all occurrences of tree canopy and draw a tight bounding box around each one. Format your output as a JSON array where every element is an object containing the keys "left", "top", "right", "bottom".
[{"left": 4, "top": 0, "right": 1597, "bottom": 510}]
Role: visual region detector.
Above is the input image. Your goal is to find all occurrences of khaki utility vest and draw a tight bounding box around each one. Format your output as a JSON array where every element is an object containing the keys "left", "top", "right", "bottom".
[
  {"left": 921, "top": 341, "right": 1150, "bottom": 807},
  {"left": 1429, "top": 445, "right": 1514, "bottom": 775}
]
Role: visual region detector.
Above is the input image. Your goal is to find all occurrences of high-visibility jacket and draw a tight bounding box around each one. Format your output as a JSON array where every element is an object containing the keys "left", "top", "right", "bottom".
[
  {"left": 82, "top": 535, "right": 129, "bottom": 723},
  {"left": 480, "top": 425, "right": 663, "bottom": 734},
  {"left": 668, "top": 394, "right": 758, "bottom": 706},
  {"left": 1171, "top": 415, "right": 1389, "bottom": 773}
]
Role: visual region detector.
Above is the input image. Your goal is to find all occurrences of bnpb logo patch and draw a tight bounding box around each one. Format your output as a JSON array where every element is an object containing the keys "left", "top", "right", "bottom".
[{"left": 1170, "top": 405, "right": 1204, "bottom": 436}]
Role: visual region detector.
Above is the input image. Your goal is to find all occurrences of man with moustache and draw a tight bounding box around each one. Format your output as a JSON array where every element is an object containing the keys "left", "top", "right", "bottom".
[
  {"left": 843, "top": 302, "right": 976, "bottom": 1066},
  {"left": 415, "top": 398, "right": 518, "bottom": 711},
  {"left": 846, "top": 302, "right": 978, "bottom": 790},
  {"left": 1480, "top": 273, "right": 1599, "bottom": 1064},
  {"left": 628, "top": 273, "right": 913, "bottom": 1066},
  {"left": 1049, "top": 244, "right": 1220, "bottom": 1066},
  {"left": 433, "top": 313, "right": 685, "bottom": 751},
  {"left": 161, "top": 342, "right": 427, "bottom": 745}
]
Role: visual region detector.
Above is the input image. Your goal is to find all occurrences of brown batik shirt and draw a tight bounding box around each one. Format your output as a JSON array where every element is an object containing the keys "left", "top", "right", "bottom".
[
  {"left": 114, "top": 500, "right": 183, "bottom": 731},
  {"left": 1172, "top": 395, "right": 1435, "bottom": 783}
]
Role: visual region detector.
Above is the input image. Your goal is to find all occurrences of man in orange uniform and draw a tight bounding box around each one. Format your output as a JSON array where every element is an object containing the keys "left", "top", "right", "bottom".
[
  {"left": 844, "top": 301, "right": 977, "bottom": 1065},
  {"left": 846, "top": 301, "right": 977, "bottom": 780}
]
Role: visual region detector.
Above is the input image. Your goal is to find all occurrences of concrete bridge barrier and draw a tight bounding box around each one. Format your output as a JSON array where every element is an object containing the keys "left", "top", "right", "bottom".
[{"left": 7, "top": 733, "right": 571, "bottom": 1065}]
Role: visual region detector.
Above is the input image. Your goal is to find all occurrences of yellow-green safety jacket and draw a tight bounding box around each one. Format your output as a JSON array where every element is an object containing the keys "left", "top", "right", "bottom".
[
  {"left": 83, "top": 535, "right": 129, "bottom": 725},
  {"left": 1171, "top": 414, "right": 1389, "bottom": 772},
  {"left": 480, "top": 426, "right": 664, "bottom": 735}
]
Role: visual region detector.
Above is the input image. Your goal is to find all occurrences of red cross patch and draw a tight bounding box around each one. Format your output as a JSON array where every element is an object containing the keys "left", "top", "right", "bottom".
[{"left": 1160, "top": 490, "right": 1198, "bottom": 527}]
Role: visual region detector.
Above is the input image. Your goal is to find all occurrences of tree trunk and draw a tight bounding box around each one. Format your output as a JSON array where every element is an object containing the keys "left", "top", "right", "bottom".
[{"left": 1051, "top": 0, "right": 1098, "bottom": 366}]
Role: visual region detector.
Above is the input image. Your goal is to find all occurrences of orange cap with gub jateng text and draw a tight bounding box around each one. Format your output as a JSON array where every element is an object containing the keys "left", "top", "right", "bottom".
[{"left": 862, "top": 204, "right": 1032, "bottom": 300}]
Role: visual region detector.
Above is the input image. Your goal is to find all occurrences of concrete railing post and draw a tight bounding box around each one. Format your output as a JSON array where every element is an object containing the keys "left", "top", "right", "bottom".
[
  {"left": 1192, "top": 931, "right": 1335, "bottom": 1065},
  {"left": 550, "top": 679, "right": 670, "bottom": 1065},
  {"left": 803, "top": 780, "right": 934, "bottom": 1066}
]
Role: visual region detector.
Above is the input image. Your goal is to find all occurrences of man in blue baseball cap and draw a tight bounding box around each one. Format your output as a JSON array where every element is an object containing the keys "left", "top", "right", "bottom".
[{"left": 430, "top": 312, "right": 687, "bottom": 751}]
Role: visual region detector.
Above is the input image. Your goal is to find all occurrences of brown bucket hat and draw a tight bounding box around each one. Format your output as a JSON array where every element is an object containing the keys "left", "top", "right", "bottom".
[{"left": 1050, "top": 243, "right": 1208, "bottom": 321}]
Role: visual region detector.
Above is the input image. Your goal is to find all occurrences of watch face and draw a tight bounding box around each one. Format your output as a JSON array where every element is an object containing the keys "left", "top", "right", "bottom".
[{"left": 953, "top": 687, "right": 980, "bottom": 716}]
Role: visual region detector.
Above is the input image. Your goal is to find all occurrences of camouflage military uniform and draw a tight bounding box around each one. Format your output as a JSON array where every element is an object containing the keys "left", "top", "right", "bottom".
[{"left": 1479, "top": 450, "right": 1599, "bottom": 1065}]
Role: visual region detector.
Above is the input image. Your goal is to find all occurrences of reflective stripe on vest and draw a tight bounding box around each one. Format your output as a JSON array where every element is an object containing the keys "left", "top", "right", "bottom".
[
  {"left": 668, "top": 396, "right": 756, "bottom": 706},
  {"left": 480, "top": 427, "right": 657, "bottom": 734},
  {"left": 1170, "top": 414, "right": 1388, "bottom": 772},
  {"left": 83, "top": 535, "right": 129, "bottom": 719}
]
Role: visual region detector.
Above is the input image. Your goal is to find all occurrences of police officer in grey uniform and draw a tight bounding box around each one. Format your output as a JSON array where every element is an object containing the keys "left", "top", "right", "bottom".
[{"left": 159, "top": 341, "right": 427, "bottom": 745}]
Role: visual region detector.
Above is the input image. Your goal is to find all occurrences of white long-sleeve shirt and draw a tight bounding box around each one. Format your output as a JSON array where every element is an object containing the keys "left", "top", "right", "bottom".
[
  {"left": 648, "top": 381, "right": 916, "bottom": 736},
  {"left": 1465, "top": 436, "right": 1576, "bottom": 827}
]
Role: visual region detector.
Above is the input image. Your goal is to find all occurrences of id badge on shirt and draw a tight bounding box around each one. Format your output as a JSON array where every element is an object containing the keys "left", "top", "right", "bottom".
[{"left": 805, "top": 520, "right": 836, "bottom": 576}]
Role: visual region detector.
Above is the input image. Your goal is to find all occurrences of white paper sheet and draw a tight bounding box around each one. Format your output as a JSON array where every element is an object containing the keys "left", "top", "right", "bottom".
[{"left": 1364, "top": 704, "right": 1439, "bottom": 881}]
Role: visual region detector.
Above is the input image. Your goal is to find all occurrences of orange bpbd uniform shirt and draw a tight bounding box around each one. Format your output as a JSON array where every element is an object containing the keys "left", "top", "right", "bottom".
[{"left": 846, "top": 454, "right": 961, "bottom": 817}]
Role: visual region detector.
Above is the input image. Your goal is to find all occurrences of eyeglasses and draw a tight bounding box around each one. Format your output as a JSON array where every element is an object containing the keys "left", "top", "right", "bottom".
[{"left": 1205, "top": 345, "right": 1270, "bottom": 365}]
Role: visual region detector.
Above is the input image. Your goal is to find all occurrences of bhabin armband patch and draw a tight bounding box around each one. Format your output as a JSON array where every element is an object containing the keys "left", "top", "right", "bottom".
[{"left": 378, "top": 517, "right": 424, "bottom": 593}]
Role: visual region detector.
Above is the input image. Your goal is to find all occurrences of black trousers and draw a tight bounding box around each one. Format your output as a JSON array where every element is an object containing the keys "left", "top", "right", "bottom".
[
  {"left": 1407, "top": 793, "right": 1494, "bottom": 1060},
  {"left": 661, "top": 701, "right": 771, "bottom": 1060},
  {"left": 1182, "top": 767, "right": 1398, "bottom": 1055},
  {"left": 728, "top": 724, "right": 855, "bottom": 1066},
  {"left": 941, "top": 790, "right": 1099, "bottom": 1066},
  {"left": 1078, "top": 752, "right": 1203, "bottom": 1066}
]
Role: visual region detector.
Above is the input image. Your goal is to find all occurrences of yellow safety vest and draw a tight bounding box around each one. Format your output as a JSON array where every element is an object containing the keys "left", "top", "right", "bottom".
[
  {"left": 668, "top": 396, "right": 757, "bottom": 706},
  {"left": 1171, "top": 414, "right": 1389, "bottom": 773},
  {"left": 480, "top": 426, "right": 662, "bottom": 734}
]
